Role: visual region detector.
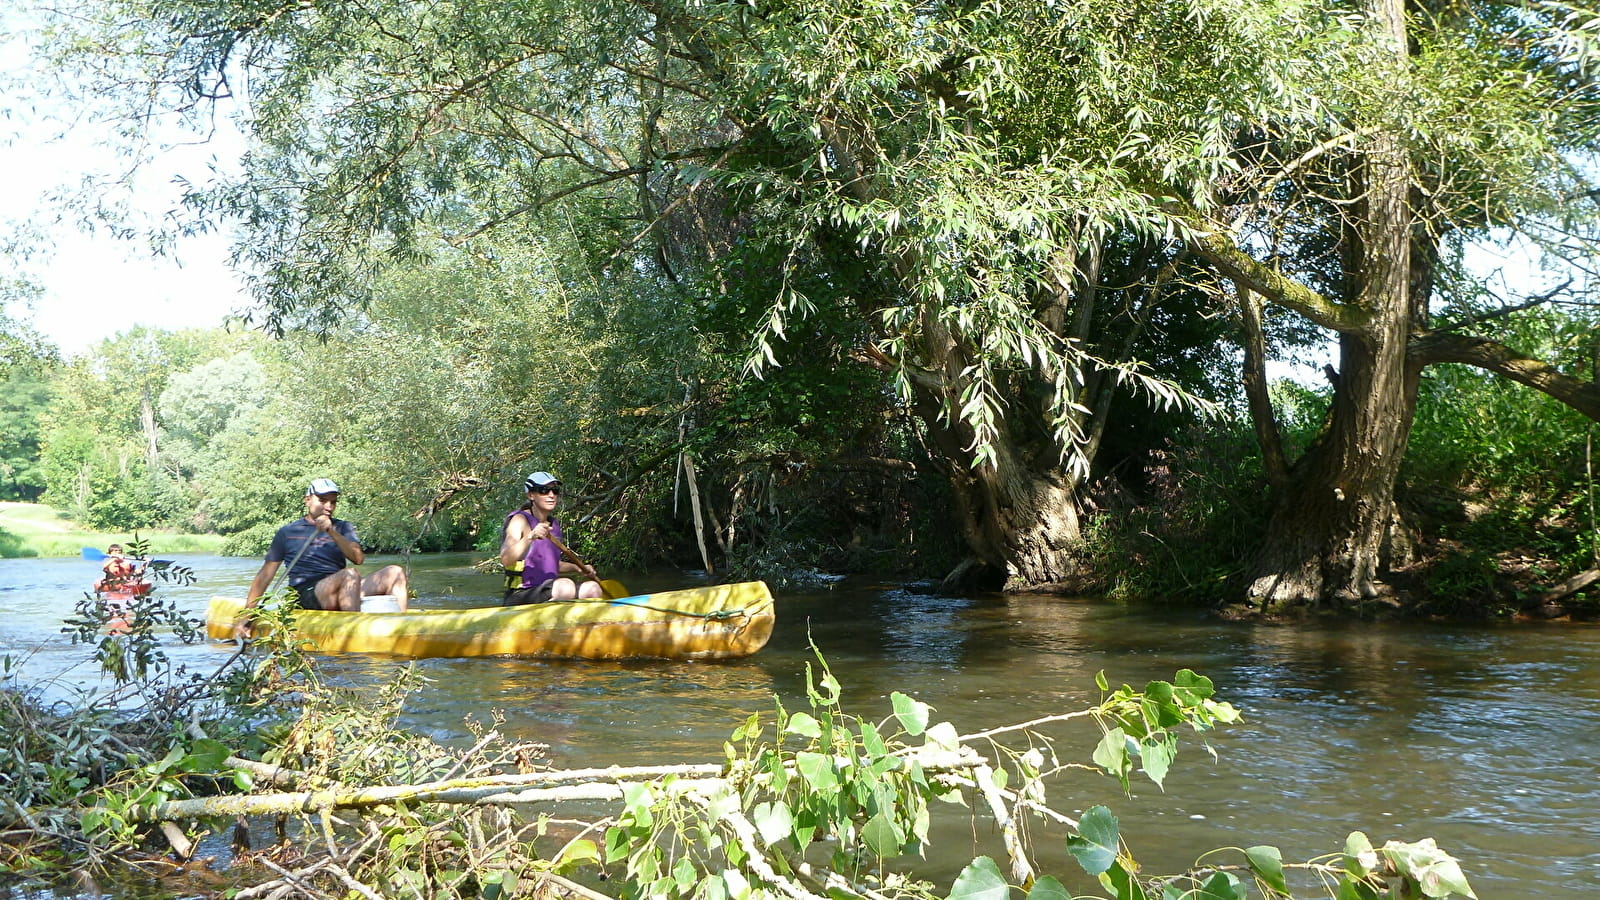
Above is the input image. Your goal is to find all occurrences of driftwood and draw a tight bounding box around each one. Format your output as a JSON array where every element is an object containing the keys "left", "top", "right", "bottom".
[
  {"left": 121, "top": 762, "right": 725, "bottom": 823},
  {"left": 136, "top": 741, "right": 1048, "bottom": 885},
  {"left": 1543, "top": 568, "right": 1600, "bottom": 603},
  {"left": 9, "top": 704, "right": 1110, "bottom": 900}
]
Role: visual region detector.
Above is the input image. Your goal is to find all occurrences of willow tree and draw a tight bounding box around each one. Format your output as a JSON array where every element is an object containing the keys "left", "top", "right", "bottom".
[
  {"left": 44, "top": 0, "right": 1600, "bottom": 599},
  {"left": 1186, "top": 0, "right": 1600, "bottom": 608},
  {"left": 39, "top": 0, "right": 1250, "bottom": 587}
]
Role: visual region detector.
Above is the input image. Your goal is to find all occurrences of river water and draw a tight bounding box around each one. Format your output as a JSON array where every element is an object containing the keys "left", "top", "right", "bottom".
[{"left": 2, "top": 552, "right": 1596, "bottom": 897}]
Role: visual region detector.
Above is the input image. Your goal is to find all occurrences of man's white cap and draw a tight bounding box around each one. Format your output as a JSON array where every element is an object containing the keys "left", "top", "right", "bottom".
[{"left": 306, "top": 478, "right": 341, "bottom": 496}]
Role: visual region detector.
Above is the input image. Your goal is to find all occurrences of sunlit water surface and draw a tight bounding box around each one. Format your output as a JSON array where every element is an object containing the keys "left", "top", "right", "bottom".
[{"left": 2, "top": 552, "right": 1596, "bottom": 897}]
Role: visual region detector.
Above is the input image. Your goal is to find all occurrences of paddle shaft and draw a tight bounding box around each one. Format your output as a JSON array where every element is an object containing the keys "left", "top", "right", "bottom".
[
  {"left": 236, "top": 530, "right": 323, "bottom": 641},
  {"left": 546, "top": 534, "right": 616, "bottom": 599},
  {"left": 265, "top": 531, "right": 320, "bottom": 597},
  {"left": 81, "top": 547, "right": 171, "bottom": 567}
]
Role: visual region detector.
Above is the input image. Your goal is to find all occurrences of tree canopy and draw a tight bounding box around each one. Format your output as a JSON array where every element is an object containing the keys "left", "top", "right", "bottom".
[{"left": 22, "top": 0, "right": 1600, "bottom": 608}]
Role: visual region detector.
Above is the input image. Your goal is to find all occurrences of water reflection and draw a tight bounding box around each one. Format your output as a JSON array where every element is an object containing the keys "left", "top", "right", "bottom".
[{"left": 1, "top": 555, "right": 1596, "bottom": 897}]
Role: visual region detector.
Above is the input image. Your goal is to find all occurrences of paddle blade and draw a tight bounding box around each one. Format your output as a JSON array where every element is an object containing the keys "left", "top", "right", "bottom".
[
  {"left": 600, "top": 579, "right": 628, "bottom": 600},
  {"left": 81, "top": 547, "right": 108, "bottom": 561}
]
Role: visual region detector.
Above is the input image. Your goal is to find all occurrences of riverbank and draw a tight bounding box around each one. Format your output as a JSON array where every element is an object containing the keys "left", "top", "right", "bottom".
[{"left": 0, "top": 501, "right": 227, "bottom": 559}]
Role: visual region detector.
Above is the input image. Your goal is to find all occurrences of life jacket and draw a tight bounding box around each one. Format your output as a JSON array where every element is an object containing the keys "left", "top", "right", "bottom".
[{"left": 96, "top": 557, "right": 148, "bottom": 595}]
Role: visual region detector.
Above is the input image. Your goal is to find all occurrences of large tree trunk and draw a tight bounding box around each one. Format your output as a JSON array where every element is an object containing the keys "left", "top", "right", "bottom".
[
  {"left": 1245, "top": 3, "right": 1422, "bottom": 610},
  {"left": 916, "top": 390, "right": 1086, "bottom": 592},
  {"left": 1245, "top": 329, "right": 1421, "bottom": 607},
  {"left": 900, "top": 242, "right": 1119, "bottom": 593},
  {"left": 894, "top": 305, "right": 1088, "bottom": 592}
]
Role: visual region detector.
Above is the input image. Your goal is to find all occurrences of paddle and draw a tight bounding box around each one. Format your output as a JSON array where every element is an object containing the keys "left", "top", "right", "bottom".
[
  {"left": 546, "top": 535, "right": 622, "bottom": 599},
  {"left": 80, "top": 547, "right": 173, "bottom": 570}
]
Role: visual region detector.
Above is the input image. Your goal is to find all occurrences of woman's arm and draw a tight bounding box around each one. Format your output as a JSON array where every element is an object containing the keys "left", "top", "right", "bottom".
[{"left": 500, "top": 514, "right": 532, "bottom": 568}]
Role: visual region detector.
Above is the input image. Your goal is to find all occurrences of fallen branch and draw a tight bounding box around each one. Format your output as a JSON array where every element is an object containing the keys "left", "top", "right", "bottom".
[
  {"left": 1543, "top": 568, "right": 1600, "bottom": 603},
  {"left": 129, "top": 763, "right": 722, "bottom": 823}
]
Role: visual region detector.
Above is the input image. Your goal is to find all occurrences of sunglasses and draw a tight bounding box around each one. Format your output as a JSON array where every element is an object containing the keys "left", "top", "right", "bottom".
[{"left": 531, "top": 485, "right": 562, "bottom": 496}]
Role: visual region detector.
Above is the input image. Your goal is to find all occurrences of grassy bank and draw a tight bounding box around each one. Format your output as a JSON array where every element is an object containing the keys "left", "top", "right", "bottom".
[{"left": 0, "top": 502, "right": 228, "bottom": 559}]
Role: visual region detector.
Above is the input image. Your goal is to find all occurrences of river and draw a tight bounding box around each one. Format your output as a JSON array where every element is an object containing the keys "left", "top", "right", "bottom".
[{"left": 1, "top": 552, "right": 1596, "bottom": 897}]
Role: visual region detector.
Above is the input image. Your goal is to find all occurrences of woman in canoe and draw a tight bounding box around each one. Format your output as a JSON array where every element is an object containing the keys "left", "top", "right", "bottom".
[{"left": 500, "top": 471, "right": 602, "bottom": 605}]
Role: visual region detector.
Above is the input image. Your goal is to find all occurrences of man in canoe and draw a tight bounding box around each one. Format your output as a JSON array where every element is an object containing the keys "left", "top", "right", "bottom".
[
  {"left": 235, "top": 478, "right": 410, "bottom": 637},
  {"left": 501, "top": 471, "right": 602, "bottom": 605}
]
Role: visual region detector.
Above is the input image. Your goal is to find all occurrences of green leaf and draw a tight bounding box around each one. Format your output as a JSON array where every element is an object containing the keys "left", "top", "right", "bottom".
[
  {"left": 702, "top": 783, "right": 738, "bottom": 822},
  {"left": 862, "top": 811, "right": 902, "bottom": 857},
  {"left": 1381, "top": 838, "right": 1477, "bottom": 898},
  {"left": 785, "top": 712, "right": 822, "bottom": 738},
  {"left": 892, "top": 692, "right": 930, "bottom": 736},
  {"left": 752, "top": 801, "right": 794, "bottom": 846},
  {"left": 730, "top": 713, "right": 762, "bottom": 743},
  {"left": 186, "top": 738, "right": 231, "bottom": 771},
  {"left": 1172, "top": 670, "right": 1215, "bottom": 704},
  {"left": 1067, "top": 805, "right": 1120, "bottom": 875},
  {"left": 1245, "top": 846, "right": 1288, "bottom": 894},
  {"left": 1102, "top": 863, "right": 1150, "bottom": 900},
  {"left": 622, "top": 783, "right": 655, "bottom": 827},
  {"left": 817, "top": 670, "right": 842, "bottom": 704},
  {"left": 1343, "top": 832, "right": 1378, "bottom": 877},
  {"left": 604, "top": 826, "right": 631, "bottom": 864},
  {"left": 764, "top": 749, "right": 790, "bottom": 792},
  {"left": 148, "top": 743, "right": 185, "bottom": 775},
  {"left": 1193, "top": 872, "right": 1245, "bottom": 900},
  {"left": 673, "top": 856, "right": 698, "bottom": 890},
  {"left": 554, "top": 839, "right": 601, "bottom": 869},
  {"left": 1093, "top": 728, "right": 1130, "bottom": 782},
  {"left": 699, "top": 874, "right": 728, "bottom": 900},
  {"left": 795, "top": 752, "right": 839, "bottom": 790},
  {"left": 925, "top": 721, "right": 960, "bottom": 751},
  {"left": 948, "top": 856, "right": 1011, "bottom": 900},
  {"left": 1138, "top": 735, "right": 1176, "bottom": 788},
  {"left": 860, "top": 719, "right": 888, "bottom": 757},
  {"left": 1025, "top": 876, "right": 1071, "bottom": 900},
  {"left": 792, "top": 806, "right": 818, "bottom": 847}
]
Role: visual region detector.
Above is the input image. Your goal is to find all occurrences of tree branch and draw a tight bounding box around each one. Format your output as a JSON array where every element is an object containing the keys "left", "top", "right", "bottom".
[
  {"left": 1410, "top": 331, "right": 1600, "bottom": 421},
  {"left": 1187, "top": 228, "right": 1370, "bottom": 333},
  {"left": 1427, "top": 279, "right": 1573, "bottom": 335}
]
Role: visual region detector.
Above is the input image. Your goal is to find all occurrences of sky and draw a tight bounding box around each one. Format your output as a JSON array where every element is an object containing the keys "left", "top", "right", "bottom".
[{"left": 1, "top": 7, "right": 252, "bottom": 359}]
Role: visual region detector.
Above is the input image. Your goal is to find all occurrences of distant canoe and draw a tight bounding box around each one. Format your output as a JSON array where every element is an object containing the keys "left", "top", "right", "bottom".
[
  {"left": 204, "top": 581, "right": 776, "bottom": 660},
  {"left": 95, "top": 580, "right": 152, "bottom": 596}
]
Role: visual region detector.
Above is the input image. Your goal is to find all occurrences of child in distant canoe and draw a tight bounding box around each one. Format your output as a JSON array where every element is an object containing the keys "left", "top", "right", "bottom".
[
  {"left": 94, "top": 543, "right": 148, "bottom": 625},
  {"left": 500, "top": 471, "right": 602, "bottom": 605},
  {"left": 94, "top": 543, "right": 147, "bottom": 595}
]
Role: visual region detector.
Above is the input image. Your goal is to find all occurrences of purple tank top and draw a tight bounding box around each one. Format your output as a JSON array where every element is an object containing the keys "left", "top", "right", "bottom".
[{"left": 508, "top": 510, "right": 562, "bottom": 587}]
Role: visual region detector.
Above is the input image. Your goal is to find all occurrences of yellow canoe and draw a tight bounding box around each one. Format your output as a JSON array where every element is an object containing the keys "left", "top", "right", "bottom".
[{"left": 205, "top": 581, "right": 776, "bottom": 660}]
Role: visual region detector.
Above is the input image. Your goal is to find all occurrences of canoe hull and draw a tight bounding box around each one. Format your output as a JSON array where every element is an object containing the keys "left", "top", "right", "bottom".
[{"left": 205, "top": 581, "right": 775, "bottom": 660}]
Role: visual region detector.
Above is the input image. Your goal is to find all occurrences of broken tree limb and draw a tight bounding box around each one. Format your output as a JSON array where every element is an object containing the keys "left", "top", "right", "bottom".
[
  {"left": 971, "top": 761, "right": 1035, "bottom": 885},
  {"left": 1543, "top": 568, "right": 1600, "bottom": 603},
  {"left": 103, "top": 747, "right": 992, "bottom": 826},
  {"left": 116, "top": 763, "right": 726, "bottom": 824}
]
